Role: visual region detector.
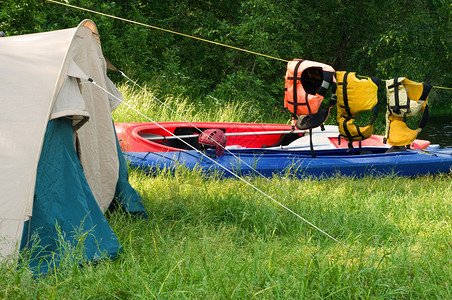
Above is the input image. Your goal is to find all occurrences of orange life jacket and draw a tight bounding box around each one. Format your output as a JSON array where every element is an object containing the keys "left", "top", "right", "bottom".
[{"left": 284, "top": 59, "right": 336, "bottom": 130}]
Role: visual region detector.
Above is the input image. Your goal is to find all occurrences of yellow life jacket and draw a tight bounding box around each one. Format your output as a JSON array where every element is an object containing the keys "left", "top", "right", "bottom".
[
  {"left": 385, "top": 77, "right": 432, "bottom": 146},
  {"left": 336, "top": 71, "right": 380, "bottom": 143},
  {"left": 284, "top": 59, "right": 336, "bottom": 130}
]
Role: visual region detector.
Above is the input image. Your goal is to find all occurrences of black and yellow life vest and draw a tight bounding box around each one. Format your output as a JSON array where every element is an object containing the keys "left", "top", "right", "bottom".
[
  {"left": 284, "top": 59, "right": 337, "bottom": 130},
  {"left": 336, "top": 71, "right": 380, "bottom": 145},
  {"left": 385, "top": 77, "right": 432, "bottom": 147}
]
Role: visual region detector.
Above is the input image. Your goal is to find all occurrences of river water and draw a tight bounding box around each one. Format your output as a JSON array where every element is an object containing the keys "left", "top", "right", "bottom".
[{"left": 417, "top": 115, "right": 452, "bottom": 148}]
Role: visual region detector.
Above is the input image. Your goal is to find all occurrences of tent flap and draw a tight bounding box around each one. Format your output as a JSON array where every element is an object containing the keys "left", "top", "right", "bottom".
[
  {"left": 21, "top": 119, "right": 122, "bottom": 273},
  {"left": 51, "top": 76, "right": 90, "bottom": 120}
]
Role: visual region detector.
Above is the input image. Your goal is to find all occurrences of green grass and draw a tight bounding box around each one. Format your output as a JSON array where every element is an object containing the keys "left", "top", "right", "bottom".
[
  {"left": 1, "top": 84, "right": 451, "bottom": 299},
  {"left": 113, "top": 84, "right": 289, "bottom": 124}
]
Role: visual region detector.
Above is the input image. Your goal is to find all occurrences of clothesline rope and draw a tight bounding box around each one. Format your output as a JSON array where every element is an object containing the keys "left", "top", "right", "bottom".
[
  {"left": 46, "top": 0, "right": 452, "bottom": 91},
  {"left": 46, "top": 0, "right": 288, "bottom": 63}
]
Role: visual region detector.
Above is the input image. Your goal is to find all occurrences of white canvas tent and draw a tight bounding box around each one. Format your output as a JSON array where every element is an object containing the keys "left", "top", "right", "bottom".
[{"left": 0, "top": 20, "right": 145, "bottom": 271}]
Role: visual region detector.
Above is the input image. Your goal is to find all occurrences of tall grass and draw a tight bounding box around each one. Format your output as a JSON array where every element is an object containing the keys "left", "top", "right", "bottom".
[
  {"left": 1, "top": 84, "right": 450, "bottom": 299},
  {"left": 113, "top": 84, "right": 289, "bottom": 124}
]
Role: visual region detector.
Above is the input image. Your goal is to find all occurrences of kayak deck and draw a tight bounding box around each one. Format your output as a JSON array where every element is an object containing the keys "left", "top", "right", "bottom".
[{"left": 115, "top": 122, "right": 431, "bottom": 153}]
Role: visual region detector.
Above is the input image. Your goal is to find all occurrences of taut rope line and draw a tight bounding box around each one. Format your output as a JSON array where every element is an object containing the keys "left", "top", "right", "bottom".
[
  {"left": 118, "top": 70, "right": 286, "bottom": 180},
  {"left": 117, "top": 70, "right": 348, "bottom": 247},
  {"left": 47, "top": 0, "right": 452, "bottom": 91},
  {"left": 81, "top": 78, "right": 348, "bottom": 248},
  {"left": 46, "top": 0, "right": 288, "bottom": 63},
  {"left": 46, "top": 0, "right": 346, "bottom": 247}
]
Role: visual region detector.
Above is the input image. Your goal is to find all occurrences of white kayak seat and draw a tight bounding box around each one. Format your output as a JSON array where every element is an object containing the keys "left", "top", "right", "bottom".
[{"left": 269, "top": 125, "right": 340, "bottom": 150}]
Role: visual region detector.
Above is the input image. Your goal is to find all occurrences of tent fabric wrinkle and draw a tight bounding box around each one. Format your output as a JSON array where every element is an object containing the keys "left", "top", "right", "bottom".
[
  {"left": 67, "top": 58, "right": 90, "bottom": 80},
  {"left": 67, "top": 25, "right": 122, "bottom": 212},
  {"left": 105, "top": 77, "right": 123, "bottom": 111},
  {"left": 51, "top": 76, "right": 90, "bottom": 120}
]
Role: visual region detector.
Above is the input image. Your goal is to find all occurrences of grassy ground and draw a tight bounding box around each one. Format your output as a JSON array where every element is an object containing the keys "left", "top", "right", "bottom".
[
  {"left": 112, "top": 84, "right": 286, "bottom": 124},
  {"left": 1, "top": 84, "right": 450, "bottom": 299}
]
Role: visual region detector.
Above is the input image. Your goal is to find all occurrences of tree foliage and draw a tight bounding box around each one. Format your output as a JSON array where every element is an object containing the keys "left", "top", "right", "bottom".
[{"left": 1, "top": 0, "right": 451, "bottom": 112}]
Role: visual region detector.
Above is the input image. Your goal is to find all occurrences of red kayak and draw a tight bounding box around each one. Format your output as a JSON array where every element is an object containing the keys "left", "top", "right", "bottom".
[{"left": 115, "top": 122, "right": 430, "bottom": 153}]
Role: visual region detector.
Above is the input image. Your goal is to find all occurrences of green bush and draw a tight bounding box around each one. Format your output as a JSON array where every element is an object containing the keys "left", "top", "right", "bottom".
[{"left": 2, "top": 0, "right": 450, "bottom": 113}]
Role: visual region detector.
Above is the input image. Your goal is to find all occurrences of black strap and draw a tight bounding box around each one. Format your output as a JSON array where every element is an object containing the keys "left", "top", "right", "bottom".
[
  {"left": 418, "top": 83, "right": 432, "bottom": 129},
  {"left": 317, "top": 71, "right": 334, "bottom": 96},
  {"left": 342, "top": 115, "right": 372, "bottom": 143},
  {"left": 370, "top": 76, "right": 381, "bottom": 87},
  {"left": 295, "top": 108, "right": 331, "bottom": 130},
  {"left": 290, "top": 60, "right": 304, "bottom": 118},
  {"left": 388, "top": 77, "right": 402, "bottom": 114},
  {"left": 420, "top": 83, "right": 433, "bottom": 101},
  {"left": 73, "top": 117, "right": 89, "bottom": 133},
  {"left": 388, "top": 77, "right": 411, "bottom": 121},
  {"left": 341, "top": 72, "right": 352, "bottom": 117},
  {"left": 404, "top": 96, "right": 410, "bottom": 121},
  {"left": 305, "top": 93, "right": 312, "bottom": 115},
  {"left": 330, "top": 81, "right": 337, "bottom": 106},
  {"left": 339, "top": 72, "right": 355, "bottom": 142},
  {"left": 355, "top": 124, "right": 364, "bottom": 140},
  {"left": 370, "top": 103, "right": 379, "bottom": 125},
  {"left": 342, "top": 118, "right": 353, "bottom": 141},
  {"left": 309, "top": 128, "right": 316, "bottom": 158},
  {"left": 419, "top": 104, "right": 430, "bottom": 129}
]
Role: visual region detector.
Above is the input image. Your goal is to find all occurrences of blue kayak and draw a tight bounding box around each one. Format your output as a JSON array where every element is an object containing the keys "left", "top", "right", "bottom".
[{"left": 123, "top": 147, "right": 452, "bottom": 178}]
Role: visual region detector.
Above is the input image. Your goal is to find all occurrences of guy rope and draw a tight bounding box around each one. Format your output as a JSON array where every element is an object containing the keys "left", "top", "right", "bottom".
[
  {"left": 83, "top": 75, "right": 348, "bottom": 248},
  {"left": 43, "top": 0, "right": 451, "bottom": 248}
]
